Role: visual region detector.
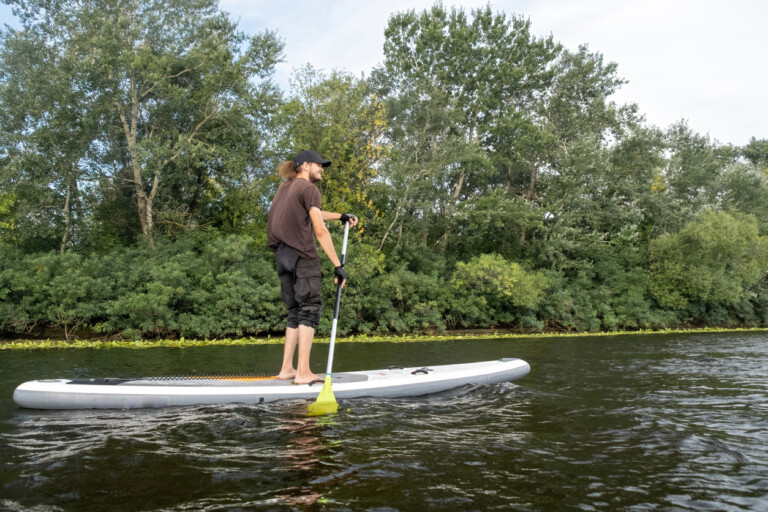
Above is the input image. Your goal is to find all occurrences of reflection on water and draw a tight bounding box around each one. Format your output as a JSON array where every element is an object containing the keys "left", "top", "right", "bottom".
[
  {"left": 1, "top": 332, "right": 768, "bottom": 510},
  {"left": 275, "top": 406, "right": 338, "bottom": 507},
  {"left": 1, "top": 403, "right": 344, "bottom": 511}
]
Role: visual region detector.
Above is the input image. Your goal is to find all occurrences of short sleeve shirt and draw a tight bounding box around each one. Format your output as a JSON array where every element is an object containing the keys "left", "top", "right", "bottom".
[{"left": 267, "top": 178, "right": 322, "bottom": 260}]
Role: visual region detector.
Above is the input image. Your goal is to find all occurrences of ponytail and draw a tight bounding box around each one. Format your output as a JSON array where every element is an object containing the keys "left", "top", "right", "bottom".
[{"left": 278, "top": 160, "right": 297, "bottom": 180}]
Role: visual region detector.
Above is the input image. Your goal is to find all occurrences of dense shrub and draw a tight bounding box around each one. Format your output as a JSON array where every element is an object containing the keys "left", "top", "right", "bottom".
[
  {"left": 0, "top": 236, "right": 283, "bottom": 339},
  {"left": 1, "top": 229, "right": 767, "bottom": 338},
  {"left": 649, "top": 211, "right": 768, "bottom": 320}
]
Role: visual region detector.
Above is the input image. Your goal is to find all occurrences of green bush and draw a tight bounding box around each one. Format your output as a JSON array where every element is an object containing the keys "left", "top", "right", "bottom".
[
  {"left": 320, "top": 242, "right": 448, "bottom": 334},
  {"left": 2, "top": 224, "right": 766, "bottom": 339},
  {"left": 649, "top": 211, "right": 768, "bottom": 312},
  {"left": 175, "top": 235, "right": 283, "bottom": 338},
  {"left": 447, "top": 254, "right": 548, "bottom": 329}
]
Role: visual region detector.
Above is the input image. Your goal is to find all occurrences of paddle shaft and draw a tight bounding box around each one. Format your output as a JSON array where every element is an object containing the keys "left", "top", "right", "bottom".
[{"left": 324, "top": 221, "right": 349, "bottom": 376}]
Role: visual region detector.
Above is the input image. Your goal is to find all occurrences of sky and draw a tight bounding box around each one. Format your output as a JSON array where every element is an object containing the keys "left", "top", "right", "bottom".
[{"left": 2, "top": 0, "right": 765, "bottom": 146}]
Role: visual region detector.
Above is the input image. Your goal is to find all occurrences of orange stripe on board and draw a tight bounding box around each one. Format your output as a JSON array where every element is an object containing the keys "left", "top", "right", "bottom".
[{"left": 197, "top": 375, "right": 278, "bottom": 382}]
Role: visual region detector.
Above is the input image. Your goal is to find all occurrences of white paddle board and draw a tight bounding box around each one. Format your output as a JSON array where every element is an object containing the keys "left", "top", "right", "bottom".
[{"left": 13, "top": 358, "right": 530, "bottom": 410}]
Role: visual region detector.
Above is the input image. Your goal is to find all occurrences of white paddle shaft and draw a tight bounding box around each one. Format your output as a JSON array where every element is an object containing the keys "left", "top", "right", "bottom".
[{"left": 325, "top": 221, "right": 350, "bottom": 376}]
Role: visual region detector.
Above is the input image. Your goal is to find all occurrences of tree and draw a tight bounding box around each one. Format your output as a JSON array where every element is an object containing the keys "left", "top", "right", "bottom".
[
  {"left": 0, "top": 15, "right": 94, "bottom": 252},
  {"left": 378, "top": 4, "right": 560, "bottom": 253},
  {"left": 741, "top": 137, "right": 768, "bottom": 170},
  {"left": 717, "top": 162, "right": 768, "bottom": 235},
  {"left": 2, "top": 0, "right": 284, "bottom": 245},
  {"left": 275, "top": 67, "right": 387, "bottom": 225},
  {"left": 660, "top": 123, "right": 728, "bottom": 228},
  {"left": 649, "top": 210, "right": 768, "bottom": 311}
]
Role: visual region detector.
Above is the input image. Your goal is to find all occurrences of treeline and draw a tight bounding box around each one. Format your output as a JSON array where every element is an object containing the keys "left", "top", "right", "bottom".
[{"left": 1, "top": 0, "right": 767, "bottom": 339}]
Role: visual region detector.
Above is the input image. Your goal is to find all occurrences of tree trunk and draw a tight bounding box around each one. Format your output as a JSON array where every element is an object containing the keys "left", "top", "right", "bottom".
[
  {"left": 526, "top": 162, "right": 537, "bottom": 201},
  {"left": 452, "top": 171, "right": 465, "bottom": 200},
  {"left": 379, "top": 206, "right": 402, "bottom": 251},
  {"left": 118, "top": 72, "right": 158, "bottom": 245},
  {"left": 60, "top": 181, "right": 71, "bottom": 254},
  {"left": 451, "top": 124, "right": 474, "bottom": 200},
  {"left": 379, "top": 168, "right": 428, "bottom": 250}
]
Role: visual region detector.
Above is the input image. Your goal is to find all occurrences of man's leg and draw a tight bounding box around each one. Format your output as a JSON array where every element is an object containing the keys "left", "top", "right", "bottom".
[
  {"left": 276, "top": 244, "right": 301, "bottom": 378},
  {"left": 277, "top": 327, "right": 298, "bottom": 379},
  {"left": 293, "top": 324, "right": 319, "bottom": 384},
  {"left": 292, "top": 258, "right": 323, "bottom": 384}
]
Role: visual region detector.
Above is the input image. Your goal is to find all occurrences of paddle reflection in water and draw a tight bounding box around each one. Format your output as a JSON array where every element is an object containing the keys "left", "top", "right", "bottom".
[{"left": 272, "top": 404, "right": 340, "bottom": 507}]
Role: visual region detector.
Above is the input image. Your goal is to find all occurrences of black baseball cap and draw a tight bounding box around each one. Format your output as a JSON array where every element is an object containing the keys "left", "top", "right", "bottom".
[{"left": 293, "top": 150, "right": 331, "bottom": 168}]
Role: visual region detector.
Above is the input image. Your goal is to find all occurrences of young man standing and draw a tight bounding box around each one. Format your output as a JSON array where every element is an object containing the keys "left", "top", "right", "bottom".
[{"left": 267, "top": 150, "right": 358, "bottom": 384}]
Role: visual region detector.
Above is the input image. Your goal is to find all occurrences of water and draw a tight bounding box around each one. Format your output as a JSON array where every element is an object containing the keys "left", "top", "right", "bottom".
[{"left": 1, "top": 332, "right": 768, "bottom": 511}]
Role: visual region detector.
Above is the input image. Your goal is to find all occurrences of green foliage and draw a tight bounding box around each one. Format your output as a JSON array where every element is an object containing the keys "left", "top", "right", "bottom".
[
  {"left": 1, "top": 0, "right": 284, "bottom": 245},
  {"left": 0, "top": 247, "right": 104, "bottom": 338},
  {"left": 374, "top": 4, "right": 561, "bottom": 253},
  {"left": 276, "top": 66, "right": 387, "bottom": 226},
  {"left": 175, "top": 236, "right": 284, "bottom": 338},
  {"left": 1, "top": 1, "right": 767, "bottom": 338},
  {"left": 7, "top": 327, "right": 768, "bottom": 350},
  {"left": 717, "top": 162, "right": 768, "bottom": 235},
  {"left": 0, "top": 234, "right": 284, "bottom": 339},
  {"left": 649, "top": 211, "right": 768, "bottom": 315},
  {"left": 316, "top": 240, "right": 447, "bottom": 334},
  {"left": 0, "top": 192, "right": 15, "bottom": 231},
  {"left": 451, "top": 253, "right": 547, "bottom": 319},
  {"left": 741, "top": 138, "right": 768, "bottom": 170}
]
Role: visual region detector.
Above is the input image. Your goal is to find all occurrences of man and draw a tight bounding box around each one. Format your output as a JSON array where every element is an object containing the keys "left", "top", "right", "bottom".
[{"left": 267, "top": 150, "right": 358, "bottom": 384}]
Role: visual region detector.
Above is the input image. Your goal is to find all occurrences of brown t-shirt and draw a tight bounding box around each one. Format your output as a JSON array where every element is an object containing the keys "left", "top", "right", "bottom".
[{"left": 267, "top": 178, "right": 322, "bottom": 260}]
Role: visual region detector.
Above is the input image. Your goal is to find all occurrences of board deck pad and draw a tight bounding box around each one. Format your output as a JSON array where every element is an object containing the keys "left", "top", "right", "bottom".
[{"left": 68, "top": 373, "right": 369, "bottom": 387}]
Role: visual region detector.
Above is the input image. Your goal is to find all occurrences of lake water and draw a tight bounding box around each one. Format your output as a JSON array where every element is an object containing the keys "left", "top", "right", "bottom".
[{"left": 2, "top": 332, "right": 768, "bottom": 511}]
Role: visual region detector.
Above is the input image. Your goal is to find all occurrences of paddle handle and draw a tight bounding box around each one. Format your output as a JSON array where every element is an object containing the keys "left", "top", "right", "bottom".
[{"left": 325, "top": 221, "right": 350, "bottom": 376}]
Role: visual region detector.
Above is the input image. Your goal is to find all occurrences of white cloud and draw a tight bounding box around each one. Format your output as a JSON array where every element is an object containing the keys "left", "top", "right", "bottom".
[
  {"left": 520, "top": 0, "right": 767, "bottom": 144},
  {"left": 2, "top": 0, "right": 765, "bottom": 145},
  {"left": 221, "top": 0, "right": 498, "bottom": 83},
  {"left": 221, "top": 0, "right": 767, "bottom": 145}
]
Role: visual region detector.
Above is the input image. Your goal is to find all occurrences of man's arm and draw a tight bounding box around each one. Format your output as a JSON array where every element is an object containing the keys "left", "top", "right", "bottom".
[
  {"left": 321, "top": 210, "right": 359, "bottom": 227},
  {"left": 310, "top": 207, "right": 342, "bottom": 268}
]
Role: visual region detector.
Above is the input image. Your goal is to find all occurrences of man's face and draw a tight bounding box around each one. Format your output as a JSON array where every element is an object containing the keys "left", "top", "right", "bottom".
[{"left": 307, "top": 162, "right": 324, "bottom": 183}]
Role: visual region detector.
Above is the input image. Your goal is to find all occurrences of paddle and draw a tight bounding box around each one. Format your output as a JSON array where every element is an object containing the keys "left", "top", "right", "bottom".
[{"left": 307, "top": 220, "right": 350, "bottom": 416}]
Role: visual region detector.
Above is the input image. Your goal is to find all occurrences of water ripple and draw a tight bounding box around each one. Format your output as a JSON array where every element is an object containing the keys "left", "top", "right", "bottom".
[{"left": 2, "top": 333, "right": 768, "bottom": 510}]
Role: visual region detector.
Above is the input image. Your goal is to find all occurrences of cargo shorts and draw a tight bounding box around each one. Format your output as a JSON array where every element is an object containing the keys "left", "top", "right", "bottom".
[{"left": 276, "top": 243, "right": 323, "bottom": 329}]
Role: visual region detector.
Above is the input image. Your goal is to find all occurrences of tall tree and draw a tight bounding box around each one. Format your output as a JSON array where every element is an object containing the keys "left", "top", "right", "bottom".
[
  {"left": 649, "top": 210, "right": 768, "bottom": 311},
  {"left": 741, "top": 137, "right": 768, "bottom": 170},
  {"left": 2, "top": 0, "right": 284, "bottom": 244},
  {"left": 530, "top": 44, "right": 639, "bottom": 264},
  {"left": 0, "top": 13, "right": 94, "bottom": 252},
  {"left": 276, "top": 67, "right": 387, "bottom": 224},
  {"left": 379, "top": 5, "right": 560, "bottom": 253}
]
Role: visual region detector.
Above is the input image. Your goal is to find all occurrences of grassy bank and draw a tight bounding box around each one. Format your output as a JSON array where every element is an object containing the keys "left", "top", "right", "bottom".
[{"left": 2, "top": 327, "right": 767, "bottom": 350}]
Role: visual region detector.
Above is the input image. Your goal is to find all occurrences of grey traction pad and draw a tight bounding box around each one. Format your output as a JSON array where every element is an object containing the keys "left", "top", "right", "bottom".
[{"left": 68, "top": 373, "right": 369, "bottom": 387}]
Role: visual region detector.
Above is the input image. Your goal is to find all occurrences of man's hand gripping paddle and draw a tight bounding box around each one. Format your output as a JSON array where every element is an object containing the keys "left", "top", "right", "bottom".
[{"left": 307, "top": 220, "right": 350, "bottom": 416}]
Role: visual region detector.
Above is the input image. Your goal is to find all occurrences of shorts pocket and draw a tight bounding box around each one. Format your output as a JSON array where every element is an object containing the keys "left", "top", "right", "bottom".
[
  {"left": 295, "top": 275, "right": 322, "bottom": 306},
  {"left": 295, "top": 258, "right": 322, "bottom": 279}
]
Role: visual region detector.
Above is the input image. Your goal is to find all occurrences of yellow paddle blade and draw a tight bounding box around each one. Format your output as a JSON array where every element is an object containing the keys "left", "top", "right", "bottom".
[{"left": 307, "top": 376, "right": 338, "bottom": 416}]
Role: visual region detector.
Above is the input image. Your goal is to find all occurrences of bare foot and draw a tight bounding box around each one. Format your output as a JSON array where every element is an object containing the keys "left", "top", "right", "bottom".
[
  {"left": 277, "top": 369, "right": 297, "bottom": 380},
  {"left": 293, "top": 373, "right": 322, "bottom": 385}
]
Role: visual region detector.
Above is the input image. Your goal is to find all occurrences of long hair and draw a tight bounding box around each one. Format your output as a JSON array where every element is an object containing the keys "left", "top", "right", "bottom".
[{"left": 278, "top": 160, "right": 297, "bottom": 180}]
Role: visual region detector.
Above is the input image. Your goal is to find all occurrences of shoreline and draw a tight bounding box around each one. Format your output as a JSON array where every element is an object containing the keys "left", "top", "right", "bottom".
[{"left": 1, "top": 326, "right": 766, "bottom": 350}]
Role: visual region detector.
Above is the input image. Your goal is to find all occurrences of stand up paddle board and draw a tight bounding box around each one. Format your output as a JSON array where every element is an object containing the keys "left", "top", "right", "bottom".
[{"left": 13, "top": 358, "right": 530, "bottom": 410}]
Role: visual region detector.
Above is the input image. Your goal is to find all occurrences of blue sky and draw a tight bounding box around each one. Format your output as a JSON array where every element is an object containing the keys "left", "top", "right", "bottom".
[{"left": 2, "top": 0, "right": 766, "bottom": 146}]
